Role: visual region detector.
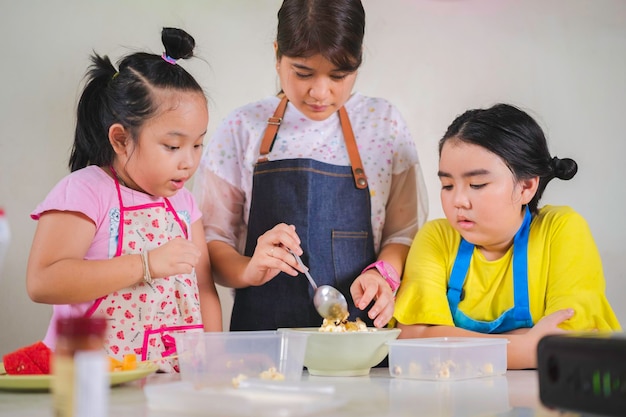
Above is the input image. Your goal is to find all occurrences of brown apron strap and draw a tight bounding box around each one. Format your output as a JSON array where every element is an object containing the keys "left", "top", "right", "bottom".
[
  {"left": 257, "top": 97, "right": 368, "bottom": 189},
  {"left": 258, "top": 96, "right": 289, "bottom": 162},
  {"left": 339, "top": 107, "right": 368, "bottom": 189}
]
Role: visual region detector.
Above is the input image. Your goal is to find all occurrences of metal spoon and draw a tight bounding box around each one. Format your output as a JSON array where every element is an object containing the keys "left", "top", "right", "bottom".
[{"left": 289, "top": 250, "right": 349, "bottom": 322}]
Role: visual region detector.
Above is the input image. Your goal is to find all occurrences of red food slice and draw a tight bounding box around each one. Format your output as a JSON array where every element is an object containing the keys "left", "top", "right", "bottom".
[
  {"left": 27, "top": 341, "right": 52, "bottom": 374},
  {"left": 2, "top": 341, "right": 52, "bottom": 375}
]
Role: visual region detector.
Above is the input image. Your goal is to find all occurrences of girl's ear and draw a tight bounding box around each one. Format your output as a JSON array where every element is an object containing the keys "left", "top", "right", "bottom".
[
  {"left": 520, "top": 177, "right": 540, "bottom": 205},
  {"left": 109, "top": 124, "right": 129, "bottom": 155}
]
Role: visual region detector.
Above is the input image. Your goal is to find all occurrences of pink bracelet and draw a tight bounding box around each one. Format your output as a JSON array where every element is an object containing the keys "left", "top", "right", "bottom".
[{"left": 362, "top": 260, "right": 400, "bottom": 294}]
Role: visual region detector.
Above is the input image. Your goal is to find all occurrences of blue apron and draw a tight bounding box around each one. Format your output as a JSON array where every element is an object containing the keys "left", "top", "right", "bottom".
[
  {"left": 446, "top": 207, "right": 534, "bottom": 333},
  {"left": 230, "top": 97, "right": 376, "bottom": 331}
]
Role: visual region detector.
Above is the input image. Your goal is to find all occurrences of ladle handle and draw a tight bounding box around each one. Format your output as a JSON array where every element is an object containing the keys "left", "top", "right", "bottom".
[{"left": 290, "top": 250, "right": 317, "bottom": 290}]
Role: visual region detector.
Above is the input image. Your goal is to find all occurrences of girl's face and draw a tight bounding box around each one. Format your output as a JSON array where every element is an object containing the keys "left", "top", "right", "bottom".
[
  {"left": 276, "top": 53, "right": 358, "bottom": 121},
  {"left": 438, "top": 139, "right": 537, "bottom": 259},
  {"left": 113, "top": 90, "right": 208, "bottom": 197}
]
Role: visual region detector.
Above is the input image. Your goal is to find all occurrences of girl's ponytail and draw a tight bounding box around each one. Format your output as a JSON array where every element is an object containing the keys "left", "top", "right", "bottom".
[{"left": 69, "top": 55, "right": 117, "bottom": 172}]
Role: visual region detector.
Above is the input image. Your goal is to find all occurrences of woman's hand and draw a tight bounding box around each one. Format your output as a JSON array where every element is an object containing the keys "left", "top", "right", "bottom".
[
  {"left": 243, "top": 223, "right": 303, "bottom": 286},
  {"left": 351, "top": 269, "right": 395, "bottom": 328}
]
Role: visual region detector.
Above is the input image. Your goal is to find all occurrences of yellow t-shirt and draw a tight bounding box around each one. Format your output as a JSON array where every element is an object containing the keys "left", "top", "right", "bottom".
[{"left": 394, "top": 205, "right": 621, "bottom": 332}]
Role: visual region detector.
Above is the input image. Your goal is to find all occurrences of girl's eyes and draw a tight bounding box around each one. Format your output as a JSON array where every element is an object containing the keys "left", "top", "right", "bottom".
[
  {"left": 440, "top": 183, "right": 487, "bottom": 191},
  {"left": 294, "top": 72, "right": 349, "bottom": 81},
  {"left": 163, "top": 143, "right": 203, "bottom": 151}
]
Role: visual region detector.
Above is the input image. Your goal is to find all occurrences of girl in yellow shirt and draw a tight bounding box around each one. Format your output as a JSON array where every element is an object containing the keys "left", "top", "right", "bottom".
[{"left": 394, "top": 104, "right": 621, "bottom": 369}]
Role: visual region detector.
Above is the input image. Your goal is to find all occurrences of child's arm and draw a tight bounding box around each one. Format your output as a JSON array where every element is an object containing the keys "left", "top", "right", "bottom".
[
  {"left": 541, "top": 208, "right": 621, "bottom": 331},
  {"left": 27, "top": 210, "right": 202, "bottom": 304},
  {"left": 397, "top": 309, "right": 573, "bottom": 369},
  {"left": 192, "top": 220, "right": 222, "bottom": 331},
  {"left": 27, "top": 211, "right": 144, "bottom": 304}
]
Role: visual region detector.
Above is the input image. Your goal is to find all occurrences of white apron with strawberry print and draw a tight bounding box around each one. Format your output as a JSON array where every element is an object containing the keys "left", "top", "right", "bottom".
[{"left": 85, "top": 170, "right": 203, "bottom": 372}]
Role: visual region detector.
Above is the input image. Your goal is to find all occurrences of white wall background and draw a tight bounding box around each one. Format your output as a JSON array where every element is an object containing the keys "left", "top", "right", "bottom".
[{"left": 1, "top": 0, "right": 624, "bottom": 357}]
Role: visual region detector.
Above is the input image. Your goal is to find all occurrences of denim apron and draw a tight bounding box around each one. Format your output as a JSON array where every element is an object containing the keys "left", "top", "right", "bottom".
[
  {"left": 230, "top": 97, "right": 376, "bottom": 331},
  {"left": 446, "top": 207, "right": 534, "bottom": 333}
]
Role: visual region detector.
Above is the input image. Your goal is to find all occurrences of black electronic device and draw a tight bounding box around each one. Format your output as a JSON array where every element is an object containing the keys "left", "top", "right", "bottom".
[{"left": 537, "top": 333, "right": 626, "bottom": 417}]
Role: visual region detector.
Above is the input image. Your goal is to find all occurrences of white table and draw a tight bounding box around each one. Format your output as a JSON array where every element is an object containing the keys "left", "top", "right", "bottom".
[{"left": 0, "top": 369, "right": 581, "bottom": 417}]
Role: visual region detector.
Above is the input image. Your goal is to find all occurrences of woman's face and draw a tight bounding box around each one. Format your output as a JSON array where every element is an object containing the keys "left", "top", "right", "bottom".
[
  {"left": 438, "top": 138, "right": 535, "bottom": 259},
  {"left": 276, "top": 53, "right": 357, "bottom": 121}
]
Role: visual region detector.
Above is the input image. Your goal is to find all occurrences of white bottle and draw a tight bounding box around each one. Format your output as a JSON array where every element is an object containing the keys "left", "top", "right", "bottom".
[{"left": 0, "top": 207, "right": 10, "bottom": 275}]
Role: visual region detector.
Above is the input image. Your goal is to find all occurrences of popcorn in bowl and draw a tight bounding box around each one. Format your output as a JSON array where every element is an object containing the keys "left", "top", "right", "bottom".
[
  {"left": 287, "top": 325, "right": 401, "bottom": 376},
  {"left": 319, "top": 316, "right": 368, "bottom": 333}
]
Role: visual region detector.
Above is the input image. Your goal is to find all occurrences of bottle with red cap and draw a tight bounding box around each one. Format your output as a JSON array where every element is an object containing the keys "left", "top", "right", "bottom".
[{"left": 52, "top": 316, "right": 109, "bottom": 417}]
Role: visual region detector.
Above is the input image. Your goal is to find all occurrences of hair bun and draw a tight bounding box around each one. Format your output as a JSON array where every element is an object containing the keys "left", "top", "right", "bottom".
[
  {"left": 161, "top": 27, "right": 195, "bottom": 60},
  {"left": 552, "top": 156, "right": 578, "bottom": 180}
]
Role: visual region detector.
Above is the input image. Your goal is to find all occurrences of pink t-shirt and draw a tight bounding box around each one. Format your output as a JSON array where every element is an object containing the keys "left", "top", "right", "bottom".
[{"left": 31, "top": 166, "right": 201, "bottom": 349}]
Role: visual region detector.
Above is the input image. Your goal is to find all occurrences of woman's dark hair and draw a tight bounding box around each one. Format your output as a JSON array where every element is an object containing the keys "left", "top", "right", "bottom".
[
  {"left": 276, "top": 0, "right": 365, "bottom": 72},
  {"left": 439, "top": 103, "right": 578, "bottom": 214},
  {"left": 69, "top": 27, "right": 204, "bottom": 172}
]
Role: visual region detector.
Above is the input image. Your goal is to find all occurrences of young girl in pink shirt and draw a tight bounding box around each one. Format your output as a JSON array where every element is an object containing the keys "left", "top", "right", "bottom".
[{"left": 26, "top": 28, "right": 222, "bottom": 372}]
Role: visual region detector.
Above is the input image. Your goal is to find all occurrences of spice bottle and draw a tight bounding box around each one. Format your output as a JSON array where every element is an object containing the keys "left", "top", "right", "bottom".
[{"left": 52, "top": 317, "right": 108, "bottom": 417}]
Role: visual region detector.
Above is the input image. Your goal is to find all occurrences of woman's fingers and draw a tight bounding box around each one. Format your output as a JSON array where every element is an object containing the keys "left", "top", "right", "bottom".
[
  {"left": 350, "top": 272, "right": 395, "bottom": 328},
  {"left": 246, "top": 224, "right": 303, "bottom": 285}
]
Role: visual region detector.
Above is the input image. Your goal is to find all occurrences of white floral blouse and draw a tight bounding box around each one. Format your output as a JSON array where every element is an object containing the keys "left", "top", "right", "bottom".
[{"left": 193, "top": 92, "right": 428, "bottom": 254}]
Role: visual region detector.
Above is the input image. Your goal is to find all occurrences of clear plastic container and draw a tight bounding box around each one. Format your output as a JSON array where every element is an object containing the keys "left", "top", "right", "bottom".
[
  {"left": 175, "top": 330, "right": 309, "bottom": 388},
  {"left": 387, "top": 337, "right": 508, "bottom": 380}
]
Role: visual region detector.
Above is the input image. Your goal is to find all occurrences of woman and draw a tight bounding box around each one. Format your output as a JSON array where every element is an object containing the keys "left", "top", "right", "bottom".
[{"left": 193, "top": 0, "right": 427, "bottom": 331}]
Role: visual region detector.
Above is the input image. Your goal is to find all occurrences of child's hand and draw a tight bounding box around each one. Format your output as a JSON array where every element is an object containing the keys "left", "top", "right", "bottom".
[
  {"left": 147, "top": 237, "right": 201, "bottom": 279},
  {"left": 521, "top": 308, "right": 574, "bottom": 367},
  {"left": 502, "top": 309, "right": 574, "bottom": 369},
  {"left": 531, "top": 308, "right": 574, "bottom": 338}
]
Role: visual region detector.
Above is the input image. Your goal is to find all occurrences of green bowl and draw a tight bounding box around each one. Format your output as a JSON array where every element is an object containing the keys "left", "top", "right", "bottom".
[{"left": 285, "top": 328, "right": 401, "bottom": 376}]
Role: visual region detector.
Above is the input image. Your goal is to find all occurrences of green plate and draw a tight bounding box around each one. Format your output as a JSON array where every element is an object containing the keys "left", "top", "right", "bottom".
[{"left": 0, "top": 361, "right": 159, "bottom": 391}]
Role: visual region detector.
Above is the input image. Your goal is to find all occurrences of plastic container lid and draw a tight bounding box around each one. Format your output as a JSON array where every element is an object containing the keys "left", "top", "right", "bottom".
[{"left": 388, "top": 337, "right": 509, "bottom": 348}]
